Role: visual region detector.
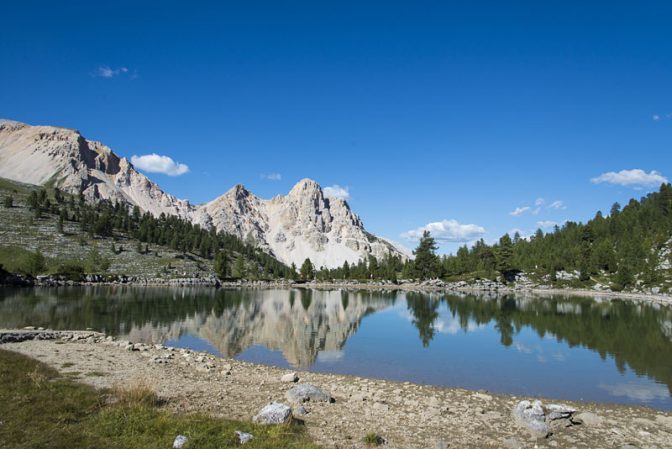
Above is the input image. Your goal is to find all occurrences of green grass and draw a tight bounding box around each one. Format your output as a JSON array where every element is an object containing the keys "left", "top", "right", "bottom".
[
  {"left": 363, "top": 432, "right": 384, "bottom": 446},
  {"left": 0, "top": 349, "right": 321, "bottom": 449}
]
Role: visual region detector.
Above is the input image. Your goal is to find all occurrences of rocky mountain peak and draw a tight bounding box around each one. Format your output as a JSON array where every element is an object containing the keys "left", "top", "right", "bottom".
[{"left": 289, "top": 178, "right": 322, "bottom": 196}]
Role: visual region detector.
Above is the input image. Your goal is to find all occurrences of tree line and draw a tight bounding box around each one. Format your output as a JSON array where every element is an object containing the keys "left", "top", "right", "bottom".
[{"left": 19, "top": 187, "right": 294, "bottom": 279}]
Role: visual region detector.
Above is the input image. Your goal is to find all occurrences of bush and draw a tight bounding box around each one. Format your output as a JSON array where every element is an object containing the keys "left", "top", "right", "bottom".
[
  {"left": 56, "top": 261, "right": 86, "bottom": 281},
  {"left": 3, "top": 194, "right": 13, "bottom": 208}
]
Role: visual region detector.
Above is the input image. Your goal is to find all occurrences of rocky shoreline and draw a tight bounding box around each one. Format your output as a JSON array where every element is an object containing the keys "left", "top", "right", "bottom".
[
  {"left": 3, "top": 271, "right": 671, "bottom": 307},
  {"left": 1, "top": 329, "right": 671, "bottom": 449}
]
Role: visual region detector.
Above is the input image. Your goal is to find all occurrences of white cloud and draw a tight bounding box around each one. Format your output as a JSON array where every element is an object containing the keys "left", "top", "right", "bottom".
[
  {"left": 549, "top": 200, "right": 566, "bottom": 210},
  {"left": 130, "top": 153, "right": 189, "bottom": 176},
  {"left": 401, "top": 219, "right": 486, "bottom": 243},
  {"left": 261, "top": 173, "right": 282, "bottom": 181},
  {"left": 535, "top": 198, "right": 545, "bottom": 206},
  {"left": 323, "top": 185, "right": 350, "bottom": 201},
  {"left": 316, "top": 350, "right": 344, "bottom": 363},
  {"left": 591, "top": 169, "right": 668, "bottom": 188},
  {"left": 653, "top": 114, "right": 660, "bottom": 121},
  {"left": 94, "top": 66, "right": 130, "bottom": 78},
  {"left": 510, "top": 206, "right": 531, "bottom": 216},
  {"left": 598, "top": 382, "right": 669, "bottom": 402},
  {"left": 537, "top": 220, "right": 559, "bottom": 229}
]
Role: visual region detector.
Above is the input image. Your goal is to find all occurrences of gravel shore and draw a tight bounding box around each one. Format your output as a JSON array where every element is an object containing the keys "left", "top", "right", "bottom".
[{"left": 2, "top": 329, "right": 671, "bottom": 449}]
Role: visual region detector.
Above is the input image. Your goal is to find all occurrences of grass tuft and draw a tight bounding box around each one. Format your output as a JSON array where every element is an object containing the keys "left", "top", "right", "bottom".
[
  {"left": 364, "top": 432, "right": 385, "bottom": 446},
  {"left": 111, "top": 382, "right": 159, "bottom": 408}
]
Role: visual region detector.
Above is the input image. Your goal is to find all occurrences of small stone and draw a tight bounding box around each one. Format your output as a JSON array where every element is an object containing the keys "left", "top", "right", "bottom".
[
  {"left": 502, "top": 437, "right": 524, "bottom": 449},
  {"left": 234, "top": 430, "right": 254, "bottom": 444},
  {"left": 572, "top": 412, "right": 602, "bottom": 426},
  {"left": 373, "top": 401, "right": 389, "bottom": 412},
  {"left": 294, "top": 405, "right": 308, "bottom": 416},
  {"left": 172, "top": 435, "right": 188, "bottom": 449},
  {"left": 473, "top": 392, "right": 493, "bottom": 401},
  {"left": 281, "top": 372, "right": 299, "bottom": 383}
]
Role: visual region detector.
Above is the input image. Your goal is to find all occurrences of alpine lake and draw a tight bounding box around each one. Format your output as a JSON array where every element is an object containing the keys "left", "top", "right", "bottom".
[{"left": 1, "top": 286, "right": 671, "bottom": 411}]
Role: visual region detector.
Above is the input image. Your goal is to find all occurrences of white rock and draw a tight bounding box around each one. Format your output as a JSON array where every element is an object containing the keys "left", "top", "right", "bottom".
[
  {"left": 234, "top": 430, "right": 254, "bottom": 444},
  {"left": 281, "top": 372, "right": 299, "bottom": 383},
  {"left": 172, "top": 435, "right": 188, "bottom": 449},
  {"left": 253, "top": 402, "right": 292, "bottom": 425},
  {"left": 512, "top": 400, "right": 549, "bottom": 438}
]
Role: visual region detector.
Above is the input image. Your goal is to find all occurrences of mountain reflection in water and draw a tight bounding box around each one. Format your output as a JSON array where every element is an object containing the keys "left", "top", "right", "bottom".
[{"left": 1, "top": 286, "right": 671, "bottom": 409}]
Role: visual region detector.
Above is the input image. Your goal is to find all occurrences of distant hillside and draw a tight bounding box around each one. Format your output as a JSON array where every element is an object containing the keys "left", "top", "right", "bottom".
[{"left": 0, "top": 177, "right": 291, "bottom": 280}]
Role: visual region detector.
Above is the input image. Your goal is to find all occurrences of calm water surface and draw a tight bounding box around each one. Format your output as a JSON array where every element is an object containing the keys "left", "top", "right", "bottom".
[{"left": 1, "top": 286, "right": 671, "bottom": 410}]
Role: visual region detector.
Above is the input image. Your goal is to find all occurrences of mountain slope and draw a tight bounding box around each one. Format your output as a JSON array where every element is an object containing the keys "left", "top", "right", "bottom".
[
  {"left": 0, "top": 120, "right": 194, "bottom": 220},
  {"left": 0, "top": 119, "right": 406, "bottom": 268}
]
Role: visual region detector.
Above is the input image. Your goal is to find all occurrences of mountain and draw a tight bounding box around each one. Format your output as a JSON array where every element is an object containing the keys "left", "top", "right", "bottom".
[
  {"left": 0, "top": 119, "right": 406, "bottom": 268},
  {"left": 194, "top": 179, "right": 403, "bottom": 269}
]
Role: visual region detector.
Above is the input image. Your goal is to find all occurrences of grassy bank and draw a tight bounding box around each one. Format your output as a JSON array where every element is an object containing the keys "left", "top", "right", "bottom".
[{"left": 0, "top": 349, "right": 320, "bottom": 449}]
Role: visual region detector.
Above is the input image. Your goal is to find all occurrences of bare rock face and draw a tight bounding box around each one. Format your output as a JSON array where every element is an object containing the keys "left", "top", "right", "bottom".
[
  {"left": 199, "top": 178, "right": 406, "bottom": 268},
  {"left": 0, "top": 119, "right": 407, "bottom": 268},
  {"left": 0, "top": 120, "right": 194, "bottom": 220}
]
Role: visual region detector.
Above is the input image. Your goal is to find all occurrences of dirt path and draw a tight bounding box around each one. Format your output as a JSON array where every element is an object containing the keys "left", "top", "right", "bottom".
[{"left": 2, "top": 330, "right": 671, "bottom": 449}]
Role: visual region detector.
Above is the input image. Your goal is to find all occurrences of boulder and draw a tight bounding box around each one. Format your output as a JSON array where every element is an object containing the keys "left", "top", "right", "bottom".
[
  {"left": 512, "top": 400, "right": 549, "bottom": 438},
  {"left": 286, "top": 383, "right": 332, "bottom": 403},
  {"left": 253, "top": 402, "right": 292, "bottom": 425}
]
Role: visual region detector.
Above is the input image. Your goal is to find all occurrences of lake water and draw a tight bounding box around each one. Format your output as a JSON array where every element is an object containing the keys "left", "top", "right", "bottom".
[{"left": 1, "top": 286, "right": 671, "bottom": 410}]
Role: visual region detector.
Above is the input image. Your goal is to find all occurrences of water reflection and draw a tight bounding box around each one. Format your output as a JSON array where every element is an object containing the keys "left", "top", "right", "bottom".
[{"left": 0, "top": 287, "right": 671, "bottom": 408}]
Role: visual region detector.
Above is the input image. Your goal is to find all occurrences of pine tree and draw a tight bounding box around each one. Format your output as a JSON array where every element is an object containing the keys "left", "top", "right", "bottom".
[
  {"left": 413, "top": 231, "right": 440, "bottom": 280},
  {"left": 496, "top": 234, "right": 514, "bottom": 281},
  {"left": 54, "top": 187, "right": 63, "bottom": 203},
  {"left": 26, "top": 250, "right": 46, "bottom": 276},
  {"left": 233, "top": 256, "right": 246, "bottom": 279},
  {"left": 57, "top": 214, "right": 64, "bottom": 234},
  {"left": 214, "top": 251, "right": 229, "bottom": 278},
  {"left": 300, "top": 258, "right": 315, "bottom": 280}
]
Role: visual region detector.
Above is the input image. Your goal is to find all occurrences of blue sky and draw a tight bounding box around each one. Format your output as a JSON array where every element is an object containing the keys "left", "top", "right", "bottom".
[{"left": 1, "top": 1, "right": 670, "bottom": 254}]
